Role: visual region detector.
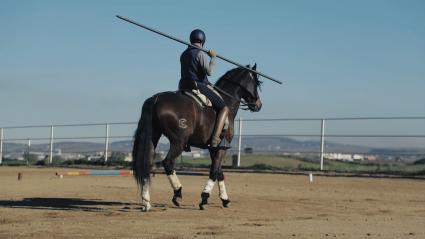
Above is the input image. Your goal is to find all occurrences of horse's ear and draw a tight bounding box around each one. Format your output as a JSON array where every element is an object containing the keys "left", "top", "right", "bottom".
[
  {"left": 246, "top": 64, "right": 250, "bottom": 68},
  {"left": 253, "top": 63, "right": 257, "bottom": 70}
]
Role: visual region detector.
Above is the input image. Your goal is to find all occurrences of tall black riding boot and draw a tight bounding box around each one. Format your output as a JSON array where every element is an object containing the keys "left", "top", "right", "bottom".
[{"left": 211, "top": 107, "right": 229, "bottom": 148}]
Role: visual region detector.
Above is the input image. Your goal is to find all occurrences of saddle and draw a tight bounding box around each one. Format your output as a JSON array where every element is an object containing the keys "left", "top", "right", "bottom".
[{"left": 182, "top": 89, "right": 213, "bottom": 108}]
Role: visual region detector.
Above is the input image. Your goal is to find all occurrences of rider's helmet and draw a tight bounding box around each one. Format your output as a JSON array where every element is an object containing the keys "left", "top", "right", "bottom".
[{"left": 190, "top": 29, "right": 206, "bottom": 46}]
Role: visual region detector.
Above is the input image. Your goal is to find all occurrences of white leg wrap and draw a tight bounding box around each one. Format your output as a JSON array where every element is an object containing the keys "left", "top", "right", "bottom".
[
  {"left": 167, "top": 171, "right": 182, "bottom": 191},
  {"left": 218, "top": 180, "right": 229, "bottom": 200},
  {"left": 141, "top": 184, "right": 151, "bottom": 211},
  {"left": 202, "top": 179, "right": 216, "bottom": 194}
]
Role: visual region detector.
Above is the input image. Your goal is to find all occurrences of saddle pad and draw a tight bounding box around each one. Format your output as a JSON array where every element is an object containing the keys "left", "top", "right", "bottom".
[{"left": 183, "top": 90, "right": 212, "bottom": 107}]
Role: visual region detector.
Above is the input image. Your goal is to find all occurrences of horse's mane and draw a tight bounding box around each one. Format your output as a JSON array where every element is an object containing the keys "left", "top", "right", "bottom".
[{"left": 215, "top": 66, "right": 263, "bottom": 90}]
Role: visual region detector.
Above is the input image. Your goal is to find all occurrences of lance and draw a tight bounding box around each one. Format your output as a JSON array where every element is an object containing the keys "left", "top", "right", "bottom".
[{"left": 116, "top": 15, "right": 282, "bottom": 84}]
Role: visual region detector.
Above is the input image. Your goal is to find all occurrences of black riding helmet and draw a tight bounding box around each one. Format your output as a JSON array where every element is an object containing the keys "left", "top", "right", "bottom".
[{"left": 190, "top": 29, "right": 206, "bottom": 45}]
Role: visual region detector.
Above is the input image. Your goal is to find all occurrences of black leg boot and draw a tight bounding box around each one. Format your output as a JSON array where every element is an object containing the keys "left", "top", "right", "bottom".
[
  {"left": 221, "top": 198, "right": 231, "bottom": 208},
  {"left": 199, "top": 192, "right": 209, "bottom": 210},
  {"left": 172, "top": 187, "right": 182, "bottom": 207}
]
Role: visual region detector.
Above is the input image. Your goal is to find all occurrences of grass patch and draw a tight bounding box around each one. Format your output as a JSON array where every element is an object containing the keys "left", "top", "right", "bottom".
[
  {"left": 3, "top": 153, "right": 424, "bottom": 176},
  {"left": 174, "top": 154, "right": 425, "bottom": 176}
]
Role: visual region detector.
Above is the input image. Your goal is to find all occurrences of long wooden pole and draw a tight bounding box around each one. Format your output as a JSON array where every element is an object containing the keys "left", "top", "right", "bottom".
[{"left": 116, "top": 15, "right": 282, "bottom": 84}]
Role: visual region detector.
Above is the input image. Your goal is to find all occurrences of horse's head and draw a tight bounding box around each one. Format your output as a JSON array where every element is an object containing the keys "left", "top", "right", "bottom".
[
  {"left": 240, "top": 63, "right": 262, "bottom": 112},
  {"left": 218, "top": 64, "right": 262, "bottom": 112}
]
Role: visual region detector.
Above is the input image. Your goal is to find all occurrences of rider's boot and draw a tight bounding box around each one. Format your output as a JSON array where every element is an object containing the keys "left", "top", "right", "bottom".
[{"left": 211, "top": 106, "right": 229, "bottom": 148}]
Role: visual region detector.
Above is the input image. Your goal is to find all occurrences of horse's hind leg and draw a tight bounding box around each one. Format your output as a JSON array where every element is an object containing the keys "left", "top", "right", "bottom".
[
  {"left": 140, "top": 130, "right": 161, "bottom": 212},
  {"left": 162, "top": 142, "right": 184, "bottom": 207}
]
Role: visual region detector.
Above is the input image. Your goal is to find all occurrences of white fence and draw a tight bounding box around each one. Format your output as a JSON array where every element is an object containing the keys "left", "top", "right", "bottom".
[{"left": 1, "top": 117, "right": 424, "bottom": 169}]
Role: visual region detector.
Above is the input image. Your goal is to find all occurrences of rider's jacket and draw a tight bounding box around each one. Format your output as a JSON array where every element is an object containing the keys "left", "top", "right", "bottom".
[{"left": 179, "top": 46, "right": 215, "bottom": 90}]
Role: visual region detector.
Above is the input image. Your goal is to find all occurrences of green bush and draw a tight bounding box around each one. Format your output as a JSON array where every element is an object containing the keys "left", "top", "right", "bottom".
[
  {"left": 250, "top": 163, "right": 279, "bottom": 170},
  {"left": 413, "top": 158, "right": 425, "bottom": 165}
]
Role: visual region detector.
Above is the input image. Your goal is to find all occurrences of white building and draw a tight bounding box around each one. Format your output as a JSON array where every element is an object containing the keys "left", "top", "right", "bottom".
[
  {"left": 182, "top": 150, "right": 205, "bottom": 158},
  {"left": 324, "top": 153, "right": 354, "bottom": 161}
]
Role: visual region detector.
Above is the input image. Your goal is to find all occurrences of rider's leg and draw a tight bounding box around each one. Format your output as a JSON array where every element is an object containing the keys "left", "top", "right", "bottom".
[
  {"left": 211, "top": 107, "right": 229, "bottom": 147},
  {"left": 197, "top": 83, "right": 228, "bottom": 148}
]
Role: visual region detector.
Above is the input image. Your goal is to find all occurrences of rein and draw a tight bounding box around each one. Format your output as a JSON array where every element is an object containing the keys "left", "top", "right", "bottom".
[{"left": 213, "top": 81, "right": 256, "bottom": 111}]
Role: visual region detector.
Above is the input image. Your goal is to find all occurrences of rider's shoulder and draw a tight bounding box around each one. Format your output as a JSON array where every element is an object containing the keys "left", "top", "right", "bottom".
[{"left": 194, "top": 49, "right": 208, "bottom": 59}]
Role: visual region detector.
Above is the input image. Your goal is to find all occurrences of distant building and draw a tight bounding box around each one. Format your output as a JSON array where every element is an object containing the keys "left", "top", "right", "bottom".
[
  {"left": 244, "top": 147, "right": 253, "bottom": 154},
  {"left": 123, "top": 153, "right": 132, "bottom": 162},
  {"left": 352, "top": 154, "right": 364, "bottom": 161},
  {"left": 324, "top": 153, "right": 378, "bottom": 162},
  {"left": 25, "top": 152, "right": 47, "bottom": 161},
  {"left": 182, "top": 150, "right": 204, "bottom": 158},
  {"left": 87, "top": 152, "right": 105, "bottom": 161},
  {"left": 324, "top": 153, "right": 354, "bottom": 161},
  {"left": 365, "top": 155, "right": 377, "bottom": 161},
  {"left": 60, "top": 153, "right": 84, "bottom": 160}
]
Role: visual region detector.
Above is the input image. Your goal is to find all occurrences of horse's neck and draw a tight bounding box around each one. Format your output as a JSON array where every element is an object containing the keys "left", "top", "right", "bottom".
[
  {"left": 227, "top": 98, "right": 240, "bottom": 121},
  {"left": 218, "top": 83, "right": 241, "bottom": 121}
]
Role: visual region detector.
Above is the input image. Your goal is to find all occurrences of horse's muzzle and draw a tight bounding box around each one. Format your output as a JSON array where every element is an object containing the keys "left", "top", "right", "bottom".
[{"left": 251, "top": 98, "right": 262, "bottom": 112}]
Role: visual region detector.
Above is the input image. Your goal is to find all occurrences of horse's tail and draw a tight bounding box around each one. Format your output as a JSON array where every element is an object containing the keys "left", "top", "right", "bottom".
[{"left": 132, "top": 96, "right": 156, "bottom": 193}]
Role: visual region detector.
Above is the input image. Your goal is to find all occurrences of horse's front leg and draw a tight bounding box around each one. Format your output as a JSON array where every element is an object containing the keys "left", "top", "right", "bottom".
[
  {"left": 162, "top": 143, "right": 184, "bottom": 207},
  {"left": 199, "top": 148, "right": 230, "bottom": 210},
  {"left": 218, "top": 172, "right": 231, "bottom": 208}
]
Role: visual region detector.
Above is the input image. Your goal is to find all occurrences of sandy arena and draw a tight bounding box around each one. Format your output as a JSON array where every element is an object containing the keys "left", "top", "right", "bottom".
[{"left": 0, "top": 167, "right": 424, "bottom": 238}]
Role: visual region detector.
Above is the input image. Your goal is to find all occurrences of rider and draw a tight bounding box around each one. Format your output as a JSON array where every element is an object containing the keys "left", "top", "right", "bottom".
[{"left": 179, "top": 29, "right": 229, "bottom": 148}]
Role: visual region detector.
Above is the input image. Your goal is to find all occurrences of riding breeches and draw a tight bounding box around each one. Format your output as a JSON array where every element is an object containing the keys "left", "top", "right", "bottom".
[{"left": 197, "top": 83, "right": 226, "bottom": 111}]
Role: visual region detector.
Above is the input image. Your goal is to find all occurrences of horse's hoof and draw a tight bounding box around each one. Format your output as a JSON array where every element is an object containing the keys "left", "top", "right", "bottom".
[
  {"left": 199, "top": 203, "right": 207, "bottom": 210},
  {"left": 142, "top": 203, "right": 151, "bottom": 212},
  {"left": 172, "top": 197, "right": 181, "bottom": 207},
  {"left": 199, "top": 192, "right": 209, "bottom": 210},
  {"left": 221, "top": 199, "right": 231, "bottom": 208},
  {"left": 172, "top": 187, "right": 182, "bottom": 207}
]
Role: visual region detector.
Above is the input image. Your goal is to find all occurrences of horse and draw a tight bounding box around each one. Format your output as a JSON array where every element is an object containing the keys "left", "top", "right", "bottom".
[{"left": 132, "top": 64, "right": 263, "bottom": 211}]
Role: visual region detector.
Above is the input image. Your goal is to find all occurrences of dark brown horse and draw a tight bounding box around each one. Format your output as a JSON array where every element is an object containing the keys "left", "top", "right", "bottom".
[{"left": 132, "top": 64, "right": 262, "bottom": 211}]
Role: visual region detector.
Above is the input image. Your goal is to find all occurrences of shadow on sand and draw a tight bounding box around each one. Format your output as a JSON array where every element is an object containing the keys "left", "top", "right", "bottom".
[{"left": 0, "top": 198, "right": 136, "bottom": 212}]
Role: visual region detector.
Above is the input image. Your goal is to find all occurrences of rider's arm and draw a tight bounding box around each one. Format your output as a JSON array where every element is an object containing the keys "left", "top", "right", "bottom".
[{"left": 197, "top": 51, "right": 216, "bottom": 76}]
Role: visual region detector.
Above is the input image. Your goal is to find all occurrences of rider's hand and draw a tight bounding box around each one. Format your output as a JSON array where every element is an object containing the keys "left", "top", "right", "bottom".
[{"left": 208, "top": 49, "right": 217, "bottom": 58}]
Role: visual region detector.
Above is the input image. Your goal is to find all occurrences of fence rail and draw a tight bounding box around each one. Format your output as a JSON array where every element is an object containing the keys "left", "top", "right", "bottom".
[{"left": 1, "top": 116, "right": 424, "bottom": 168}]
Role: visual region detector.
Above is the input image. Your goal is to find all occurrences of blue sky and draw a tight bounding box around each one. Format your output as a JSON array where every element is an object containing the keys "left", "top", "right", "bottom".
[{"left": 1, "top": 0, "right": 424, "bottom": 143}]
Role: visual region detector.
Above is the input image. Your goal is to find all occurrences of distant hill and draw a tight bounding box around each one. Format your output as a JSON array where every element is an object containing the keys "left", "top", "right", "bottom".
[
  {"left": 238, "top": 136, "right": 371, "bottom": 153},
  {"left": 2, "top": 140, "right": 168, "bottom": 154},
  {"left": 3, "top": 136, "right": 424, "bottom": 156}
]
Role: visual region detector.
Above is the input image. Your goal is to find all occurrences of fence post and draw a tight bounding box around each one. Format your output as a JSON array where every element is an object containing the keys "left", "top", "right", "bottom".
[
  {"left": 49, "top": 125, "right": 54, "bottom": 164},
  {"left": 0, "top": 128, "right": 3, "bottom": 165},
  {"left": 237, "top": 117, "right": 243, "bottom": 167},
  {"left": 320, "top": 118, "right": 326, "bottom": 170},
  {"left": 27, "top": 139, "right": 31, "bottom": 166},
  {"left": 104, "top": 123, "right": 109, "bottom": 163}
]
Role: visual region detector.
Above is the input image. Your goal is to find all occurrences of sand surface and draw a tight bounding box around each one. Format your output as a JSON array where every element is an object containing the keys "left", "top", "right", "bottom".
[{"left": 1, "top": 167, "right": 424, "bottom": 238}]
